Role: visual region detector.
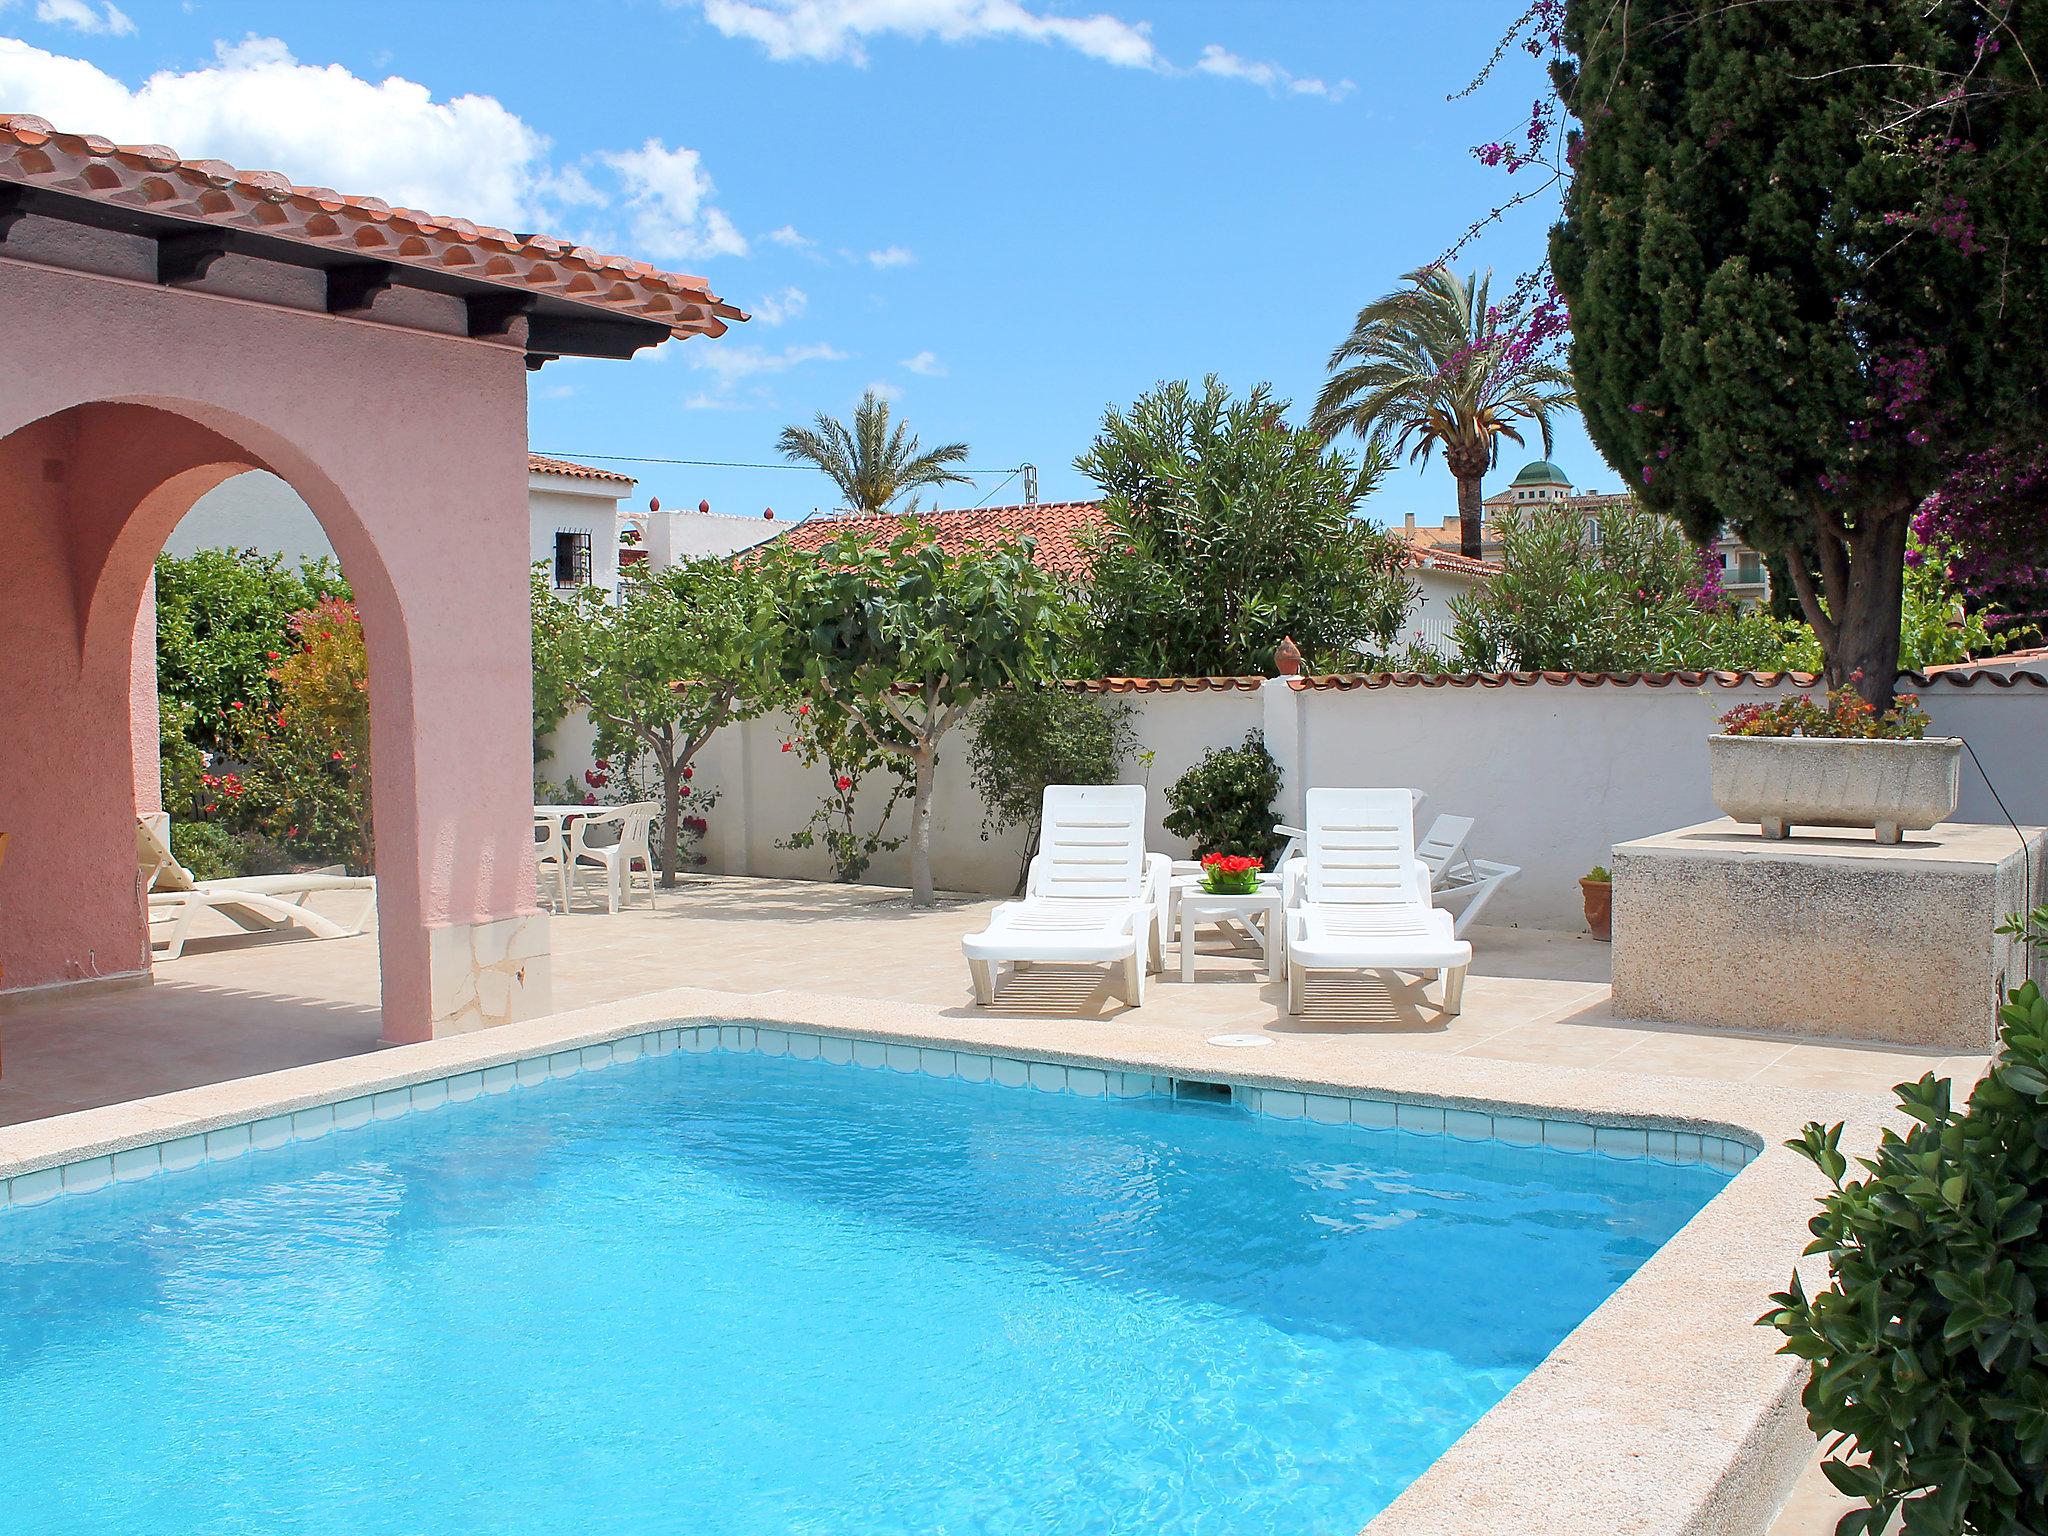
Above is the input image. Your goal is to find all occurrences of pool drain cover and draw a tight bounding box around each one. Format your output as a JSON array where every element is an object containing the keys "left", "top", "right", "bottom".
[{"left": 1205, "top": 1034, "right": 1275, "bottom": 1049}]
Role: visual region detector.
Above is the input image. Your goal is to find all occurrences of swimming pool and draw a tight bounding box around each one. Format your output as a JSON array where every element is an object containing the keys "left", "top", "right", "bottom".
[{"left": 0, "top": 1028, "right": 1729, "bottom": 1535}]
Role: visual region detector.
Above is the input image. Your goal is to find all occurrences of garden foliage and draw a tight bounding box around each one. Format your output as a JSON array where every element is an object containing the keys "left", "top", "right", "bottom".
[
  {"left": 1075, "top": 377, "right": 1414, "bottom": 677},
  {"left": 1161, "top": 733, "right": 1284, "bottom": 866},
  {"left": 758, "top": 525, "right": 1073, "bottom": 907},
  {"left": 1766, "top": 909, "right": 2048, "bottom": 1535},
  {"left": 154, "top": 548, "right": 350, "bottom": 751},
  {"left": 777, "top": 703, "right": 909, "bottom": 885},
  {"left": 530, "top": 557, "right": 771, "bottom": 886},
  {"left": 1719, "top": 687, "right": 1931, "bottom": 742},
  {"left": 966, "top": 687, "right": 1136, "bottom": 892}
]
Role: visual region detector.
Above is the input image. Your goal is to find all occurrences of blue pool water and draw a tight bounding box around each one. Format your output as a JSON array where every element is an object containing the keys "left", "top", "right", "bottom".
[{"left": 0, "top": 1041, "right": 1725, "bottom": 1535}]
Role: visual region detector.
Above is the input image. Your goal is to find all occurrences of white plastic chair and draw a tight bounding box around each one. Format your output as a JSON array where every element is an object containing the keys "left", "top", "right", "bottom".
[
  {"left": 1283, "top": 788, "right": 1471, "bottom": 1017},
  {"left": 568, "top": 808, "right": 631, "bottom": 913},
  {"left": 1416, "top": 813, "right": 1520, "bottom": 937},
  {"left": 610, "top": 800, "right": 659, "bottom": 908},
  {"left": 962, "top": 784, "right": 1167, "bottom": 1007},
  {"left": 533, "top": 814, "right": 570, "bottom": 912}
]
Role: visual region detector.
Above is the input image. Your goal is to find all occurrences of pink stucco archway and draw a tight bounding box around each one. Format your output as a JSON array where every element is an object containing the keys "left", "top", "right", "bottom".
[{"left": 0, "top": 256, "right": 549, "bottom": 1044}]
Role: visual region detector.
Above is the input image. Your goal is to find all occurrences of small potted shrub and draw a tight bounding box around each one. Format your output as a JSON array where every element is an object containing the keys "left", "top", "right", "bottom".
[
  {"left": 1198, "top": 852, "right": 1262, "bottom": 895},
  {"left": 1580, "top": 864, "right": 1611, "bottom": 940},
  {"left": 1711, "top": 684, "right": 1959, "bottom": 844}
]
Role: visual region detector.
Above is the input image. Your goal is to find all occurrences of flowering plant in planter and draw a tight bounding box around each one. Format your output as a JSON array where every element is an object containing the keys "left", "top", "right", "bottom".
[
  {"left": 1199, "top": 853, "right": 1262, "bottom": 896},
  {"left": 1710, "top": 680, "right": 1956, "bottom": 844},
  {"left": 1718, "top": 684, "right": 1930, "bottom": 740}
]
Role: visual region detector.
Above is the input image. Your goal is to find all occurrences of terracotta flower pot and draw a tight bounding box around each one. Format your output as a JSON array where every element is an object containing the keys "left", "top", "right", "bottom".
[{"left": 1580, "top": 877, "right": 1612, "bottom": 941}]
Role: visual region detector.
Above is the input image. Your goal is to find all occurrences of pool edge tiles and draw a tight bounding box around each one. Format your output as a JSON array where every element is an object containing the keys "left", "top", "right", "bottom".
[{"left": 0, "top": 1022, "right": 1759, "bottom": 1214}]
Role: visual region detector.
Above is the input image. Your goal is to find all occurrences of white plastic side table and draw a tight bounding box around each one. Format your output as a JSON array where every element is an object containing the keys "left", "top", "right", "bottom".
[{"left": 1176, "top": 885, "right": 1285, "bottom": 983}]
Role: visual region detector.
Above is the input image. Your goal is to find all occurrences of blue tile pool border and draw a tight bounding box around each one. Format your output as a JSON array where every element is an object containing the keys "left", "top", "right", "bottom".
[{"left": 0, "top": 1022, "right": 1757, "bottom": 1214}]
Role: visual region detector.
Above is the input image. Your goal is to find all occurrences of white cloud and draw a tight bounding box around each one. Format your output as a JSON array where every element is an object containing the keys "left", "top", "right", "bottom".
[
  {"left": 686, "top": 1, "right": 1345, "bottom": 102},
  {"left": 864, "top": 379, "right": 904, "bottom": 403},
  {"left": 689, "top": 340, "right": 848, "bottom": 381},
  {"left": 0, "top": 36, "right": 759, "bottom": 259},
  {"left": 900, "top": 349, "right": 946, "bottom": 376},
  {"left": 0, "top": 37, "right": 553, "bottom": 225},
  {"left": 1194, "top": 44, "right": 1351, "bottom": 102},
  {"left": 598, "top": 137, "right": 748, "bottom": 260},
  {"left": 35, "top": 0, "right": 135, "bottom": 36},
  {"left": 750, "top": 285, "right": 807, "bottom": 325},
  {"left": 866, "top": 244, "right": 915, "bottom": 269},
  {"left": 766, "top": 223, "right": 814, "bottom": 249},
  {"left": 695, "top": 0, "right": 1156, "bottom": 69}
]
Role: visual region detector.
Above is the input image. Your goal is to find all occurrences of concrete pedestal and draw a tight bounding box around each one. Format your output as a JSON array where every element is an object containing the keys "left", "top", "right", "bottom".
[{"left": 1611, "top": 818, "right": 2045, "bottom": 1051}]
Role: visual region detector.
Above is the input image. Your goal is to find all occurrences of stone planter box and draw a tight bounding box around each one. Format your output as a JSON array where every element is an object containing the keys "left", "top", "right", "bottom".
[{"left": 1708, "top": 734, "right": 1962, "bottom": 844}]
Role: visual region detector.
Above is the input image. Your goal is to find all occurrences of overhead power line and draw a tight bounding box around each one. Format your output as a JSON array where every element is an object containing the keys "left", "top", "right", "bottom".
[{"left": 534, "top": 450, "right": 1028, "bottom": 476}]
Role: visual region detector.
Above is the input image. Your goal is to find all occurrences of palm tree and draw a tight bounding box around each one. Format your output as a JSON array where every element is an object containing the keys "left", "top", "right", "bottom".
[
  {"left": 776, "top": 390, "right": 972, "bottom": 514},
  {"left": 1312, "top": 267, "right": 1574, "bottom": 560}
]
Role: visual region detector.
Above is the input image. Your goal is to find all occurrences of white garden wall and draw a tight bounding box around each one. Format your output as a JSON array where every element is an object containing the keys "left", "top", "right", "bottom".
[
  {"left": 686, "top": 684, "right": 1264, "bottom": 895},
  {"left": 544, "top": 668, "right": 2047, "bottom": 930},
  {"left": 1265, "top": 671, "right": 2047, "bottom": 929}
]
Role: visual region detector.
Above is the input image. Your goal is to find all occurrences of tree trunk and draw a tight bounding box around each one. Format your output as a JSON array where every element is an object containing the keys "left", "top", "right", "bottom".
[
  {"left": 1786, "top": 507, "right": 1911, "bottom": 711},
  {"left": 659, "top": 752, "right": 683, "bottom": 889},
  {"left": 1453, "top": 471, "right": 1486, "bottom": 560},
  {"left": 1827, "top": 510, "right": 1911, "bottom": 710},
  {"left": 909, "top": 745, "right": 936, "bottom": 907}
]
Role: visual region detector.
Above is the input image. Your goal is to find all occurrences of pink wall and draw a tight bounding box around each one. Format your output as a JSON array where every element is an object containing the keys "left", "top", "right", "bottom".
[{"left": 0, "top": 260, "right": 538, "bottom": 1042}]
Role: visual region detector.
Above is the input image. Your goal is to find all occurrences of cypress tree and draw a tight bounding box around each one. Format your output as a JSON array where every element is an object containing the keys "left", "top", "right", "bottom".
[{"left": 1551, "top": 0, "right": 2048, "bottom": 703}]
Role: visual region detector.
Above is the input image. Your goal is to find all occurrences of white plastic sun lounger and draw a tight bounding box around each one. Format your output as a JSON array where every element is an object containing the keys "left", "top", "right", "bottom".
[
  {"left": 961, "top": 784, "right": 1167, "bottom": 1007},
  {"left": 138, "top": 815, "right": 376, "bottom": 961},
  {"left": 1415, "top": 814, "right": 1520, "bottom": 938},
  {"left": 1284, "top": 788, "right": 1471, "bottom": 1017}
]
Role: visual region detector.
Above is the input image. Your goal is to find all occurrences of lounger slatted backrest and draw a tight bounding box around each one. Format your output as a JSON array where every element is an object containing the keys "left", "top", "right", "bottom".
[
  {"left": 1031, "top": 785, "right": 1147, "bottom": 902},
  {"left": 1417, "top": 815, "right": 1475, "bottom": 881},
  {"left": 1305, "top": 788, "right": 1417, "bottom": 906}
]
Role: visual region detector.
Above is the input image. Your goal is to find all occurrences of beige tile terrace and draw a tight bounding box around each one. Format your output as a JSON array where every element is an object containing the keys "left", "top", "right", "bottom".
[{"left": 0, "top": 875, "right": 1984, "bottom": 1127}]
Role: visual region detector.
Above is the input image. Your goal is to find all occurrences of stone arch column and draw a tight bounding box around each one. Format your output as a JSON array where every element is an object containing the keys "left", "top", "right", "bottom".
[{"left": 0, "top": 391, "right": 547, "bottom": 1043}]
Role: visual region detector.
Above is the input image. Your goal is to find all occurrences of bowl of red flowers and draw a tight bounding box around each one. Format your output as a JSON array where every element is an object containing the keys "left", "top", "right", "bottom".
[{"left": 1199, "top": 852, "right": 1263, "bottom": 895}]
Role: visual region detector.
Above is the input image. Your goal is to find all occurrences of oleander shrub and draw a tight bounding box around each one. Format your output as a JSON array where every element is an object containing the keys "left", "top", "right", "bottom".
[
  {"left": 1764, "top": 910, "right": 2048, "bottom": 1535},
  {"left": 968, "top": 687, "right": 1137, "bottom": 892},
  {"left": 1161, "top": 732, "right": 1283, "bottom": 865}
]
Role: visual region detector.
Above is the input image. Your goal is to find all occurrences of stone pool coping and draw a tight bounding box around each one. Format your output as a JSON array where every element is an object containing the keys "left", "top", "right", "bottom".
[{"left": 0, "top": 984, "right": 1897, "bottom": 1536}]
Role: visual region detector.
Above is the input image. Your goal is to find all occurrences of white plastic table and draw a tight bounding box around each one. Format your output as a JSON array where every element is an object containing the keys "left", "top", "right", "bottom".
[{"left": 1176, "top": 885, "right": 1285, "bottom": 983}]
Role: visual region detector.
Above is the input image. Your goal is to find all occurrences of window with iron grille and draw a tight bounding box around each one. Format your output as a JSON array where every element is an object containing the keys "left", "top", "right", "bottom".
[{"left": 554, "top": 530, "right": 592, "bottom": 587}]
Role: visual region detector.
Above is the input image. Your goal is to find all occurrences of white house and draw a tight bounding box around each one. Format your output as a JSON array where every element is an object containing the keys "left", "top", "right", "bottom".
[
  {"left": 619, "top": 498, "right": 781, "bottom": 581},
  {"left": 528, "top": 454, "right": 636, "bottom": 598},
  {"left": 1394, "top": 545, "right": 1497, "bottom": 657}
]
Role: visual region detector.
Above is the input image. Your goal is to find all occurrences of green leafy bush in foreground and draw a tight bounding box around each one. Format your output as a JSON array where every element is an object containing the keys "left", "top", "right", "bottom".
[
  {"left": 1161, "top": 732, "right": 1283, "bottom": 865},
  {"left": 1764, "top": 909, "right": 2048, "bottom": 1535}
]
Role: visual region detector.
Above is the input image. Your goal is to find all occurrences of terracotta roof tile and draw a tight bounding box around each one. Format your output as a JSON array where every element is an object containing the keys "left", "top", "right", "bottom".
[
  {"left": 1064, "top": 676, "right": 1265, "bottom": 693},
  {"left": 767, "top": 501, "right": 1492, "bottom": 587},
  {"left": 0, "top": 114, "right": 744, "bottom": 342},
  {"left": 767, "top": 502, "right": 1106, "bottom": 580},
  {"left": 527, "top": 453, "right": 636, "bottom": 484},
  {"left": 1406, "top": 548, "right": 1500, "bottom": 578},
  {"left": 1283, "top": 666, "right": 2048, "bottom": 691}
]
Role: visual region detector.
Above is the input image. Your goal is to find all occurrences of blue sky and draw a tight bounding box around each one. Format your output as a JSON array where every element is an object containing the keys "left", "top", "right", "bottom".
[{"left": 0, "top": 0, "right": 1616, "bottom": 525}]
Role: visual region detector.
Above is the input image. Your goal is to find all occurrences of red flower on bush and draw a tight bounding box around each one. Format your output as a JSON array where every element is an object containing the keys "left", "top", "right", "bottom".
[
  {"left": 781, "top": 741, "right": 793, "bottom": 753},
  {"left": 835, "top": 775, "right": 853, "bottom": 792}
]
